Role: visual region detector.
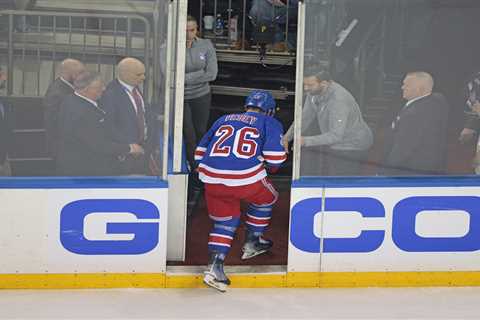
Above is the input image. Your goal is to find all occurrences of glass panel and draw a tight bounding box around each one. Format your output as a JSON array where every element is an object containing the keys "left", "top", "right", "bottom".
[
  {"left": 0, "top": 5, "right": 168, "bottom": 178},
  {"left": 292, "top": 0, "right": 480, "bottom": 177},
  {"left": 154, "top": 0, "right": 171, "bottom": 178}
]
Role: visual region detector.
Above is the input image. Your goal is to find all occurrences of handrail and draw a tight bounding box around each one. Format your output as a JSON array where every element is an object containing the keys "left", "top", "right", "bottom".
[
  {"left": 0, "top": 9, "right": 151, "bottom": 24},
  {"left": 0, "top": 9, "right": 151, "bottom": 98},
  {"left": 34, "top": 0, "right": 156, "bottom": 14}
]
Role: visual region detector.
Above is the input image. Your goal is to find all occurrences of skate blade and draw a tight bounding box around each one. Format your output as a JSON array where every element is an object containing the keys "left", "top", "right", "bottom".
[
  {"left": 241, "top": 248, "right": 268, "bottom": 260},
  {"left": 203, "top": 273, "right": 228, "bottom": 292}
]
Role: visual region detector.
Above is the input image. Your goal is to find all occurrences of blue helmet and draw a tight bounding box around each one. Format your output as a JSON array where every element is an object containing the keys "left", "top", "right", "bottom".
[{"left": 245, "top": 90, "right": 276, "bottom": 115}]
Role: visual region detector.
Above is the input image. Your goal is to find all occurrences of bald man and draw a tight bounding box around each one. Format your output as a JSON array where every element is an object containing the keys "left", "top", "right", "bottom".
[
  {"left": 43, "top": 58, "right": 85, "bottom": 162},
  {"left": 384, "top": 71, "right": 449, "bottom": 175},
  {"left": 100, "top": 57, "right": 150, "bottom": 175}
]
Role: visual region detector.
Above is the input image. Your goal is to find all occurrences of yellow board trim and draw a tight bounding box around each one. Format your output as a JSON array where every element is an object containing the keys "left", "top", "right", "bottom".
[
  {"left": 286, "top": 272, "right": 480, "bottom": 288},
  {"left": 0, "top": 273, "right": 166, "bottom": 289},
  {"left": 1, "top": 272, "right": 479, "bottom": 289},
  {"left": 166, "top": 274, "right": 287, "bottom": 288}
]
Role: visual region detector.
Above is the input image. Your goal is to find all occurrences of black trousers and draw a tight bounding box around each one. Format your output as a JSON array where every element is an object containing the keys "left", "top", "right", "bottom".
[
  {"left": 183, "top": 92, "right": 211, "bottom": 168},
  {"left": 184, "top": 92, "right": 211, "bottom": 192}
]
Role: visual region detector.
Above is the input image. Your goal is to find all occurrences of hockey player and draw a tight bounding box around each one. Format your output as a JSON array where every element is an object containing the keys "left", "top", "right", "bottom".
[{"left": 194, "top": 90, "right": 287, "bottom": 292}]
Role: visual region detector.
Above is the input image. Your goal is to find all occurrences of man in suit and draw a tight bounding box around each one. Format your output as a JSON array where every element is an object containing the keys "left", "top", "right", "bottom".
[
  {"left": 43, "top": 58, "right": 85, "bottom": 161},
  {"left": 56, "top": 71, "right": 144, "bottom": 176},
  {"left": 458, "top": 72, "right": 480, "bottom": 144},
  {"left": 384, "top": 71, "right": 449, "bottom": 175},
  {"left": 0, "top": 66, "right": 12, "bottom": 176},
  {"left": 100, "top": 57, "right": 151, "bottom": 175},
  {"left": 458, "top": 71, "right": 480, "bottom": 173}
]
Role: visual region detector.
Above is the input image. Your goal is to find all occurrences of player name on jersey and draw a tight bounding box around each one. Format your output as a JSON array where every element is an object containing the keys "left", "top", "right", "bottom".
[{"left": 224, "top": 114, "right": 258, "bottom": 125}]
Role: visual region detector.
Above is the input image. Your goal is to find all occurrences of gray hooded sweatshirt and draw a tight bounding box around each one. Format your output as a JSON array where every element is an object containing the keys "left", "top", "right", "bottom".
[
  {"left": 184, "top": 38, "right": 218, "bottom": 100},
  {"left": 285, "top": 81, "right": 373, "bottom": 151}
]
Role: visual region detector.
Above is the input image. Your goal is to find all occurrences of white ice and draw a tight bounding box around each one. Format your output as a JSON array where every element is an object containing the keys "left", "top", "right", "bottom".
[{"left": 0, "top": 287, "right": 479, "bottom": 319}]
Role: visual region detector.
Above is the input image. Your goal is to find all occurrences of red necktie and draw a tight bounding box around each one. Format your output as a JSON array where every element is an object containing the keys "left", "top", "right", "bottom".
[{"left": 131, "top": 87, "right": 146, "bottom": 142}]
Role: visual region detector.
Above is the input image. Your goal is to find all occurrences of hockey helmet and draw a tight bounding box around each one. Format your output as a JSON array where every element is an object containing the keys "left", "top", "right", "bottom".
[{"left": 245, "top": 90, "right": 276, "bottom": 114}]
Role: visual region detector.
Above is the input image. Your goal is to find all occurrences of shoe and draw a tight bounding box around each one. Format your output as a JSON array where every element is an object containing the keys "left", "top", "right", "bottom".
[
  {"left": 203, "top": 254, "right": 230, "bottom": 292},
  {"left": 241, "top": 236, "right": 273, "bottom": 260}
]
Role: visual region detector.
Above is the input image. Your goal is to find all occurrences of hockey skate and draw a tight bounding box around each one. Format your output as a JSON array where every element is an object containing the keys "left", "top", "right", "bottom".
[
  {"left": 241, "top": 235, "right": 273, "bottom": 260},
  {"left": 203, "top": 254, "right": 230, "bottom": 292}
]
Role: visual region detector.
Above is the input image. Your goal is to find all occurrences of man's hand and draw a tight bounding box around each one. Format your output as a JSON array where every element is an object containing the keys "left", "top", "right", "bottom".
[
  {"left": 459, "top": 128, "right": 476, "bottom": 144},
  {"left": 129, "top": 144, "right": 145, "bottom": 157},
  {"left": 281, "top": 136, "right": 306, "bottom": 153}
]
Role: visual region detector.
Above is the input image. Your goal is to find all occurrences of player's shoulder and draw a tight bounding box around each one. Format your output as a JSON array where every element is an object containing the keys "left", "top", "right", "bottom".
[
  {"left": 211, "top": 114, "right": 229, "bottom": 127},
  {"left": 264, "top": 115, "right": 284, "bottom": 131}
]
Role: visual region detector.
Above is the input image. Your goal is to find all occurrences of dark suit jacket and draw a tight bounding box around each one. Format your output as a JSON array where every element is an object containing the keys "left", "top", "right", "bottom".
[
  {"left": 43, "top": 78, "right": 75, "bottom": 157},
  {"left": 100, "top": 79, "right": 150, "bottom": 144},
  {"left": 100, "top": 79, "right": 152, "bottom": 174},
  {"left": 384, "top": 93, "right": 449, "bottom": 175},
  {"left": 0, "top": 99, "right": 13, "bottom": 164},
  {"left": 56, "top": 94, "right": 130, "bottom": 176}
]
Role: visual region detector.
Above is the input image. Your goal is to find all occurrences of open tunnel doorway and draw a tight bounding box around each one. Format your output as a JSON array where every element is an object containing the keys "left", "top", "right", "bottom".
[{"left": 171, "top": 0, "right": 300, "bottom": 267}]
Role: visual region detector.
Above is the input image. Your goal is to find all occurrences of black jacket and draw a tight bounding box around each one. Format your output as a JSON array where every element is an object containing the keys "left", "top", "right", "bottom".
[
  {"left": 43, "top": 78, "right": 75, "bottom": 157},
  {"left": 384, "top": 93, "right": 449, "bottom": 175},
  {"left": 56, "top": 94, "right": 130, "bottom": 176},
  {"left": 100, "top": 79, "right": 151, "bottom": 145},
  {"left": 99, "top": 79, "right": 153, "bottom": 174}
]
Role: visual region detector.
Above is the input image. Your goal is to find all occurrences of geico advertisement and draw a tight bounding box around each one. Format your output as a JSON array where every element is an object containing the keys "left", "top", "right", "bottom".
[
  {"left": 0, "top": 189, "right": 168, "bottom": 274},
  {"left": 288, "top": 186, "right": 480, "bottom": 272}
]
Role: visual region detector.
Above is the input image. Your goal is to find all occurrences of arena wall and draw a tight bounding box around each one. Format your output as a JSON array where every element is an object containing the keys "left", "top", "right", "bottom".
[{"left": 0, "top": 176, "right": 479, "bottom": 289}]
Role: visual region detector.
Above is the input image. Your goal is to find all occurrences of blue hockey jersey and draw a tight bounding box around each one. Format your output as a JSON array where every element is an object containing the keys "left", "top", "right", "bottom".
[{"left": 195, "top": 111, "right": 287, "bottom": 186}]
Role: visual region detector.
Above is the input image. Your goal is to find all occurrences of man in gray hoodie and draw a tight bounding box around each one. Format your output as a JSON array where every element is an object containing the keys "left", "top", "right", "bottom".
[{"left": 283, "top": 68, "right": 373, "bottom": 176}]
